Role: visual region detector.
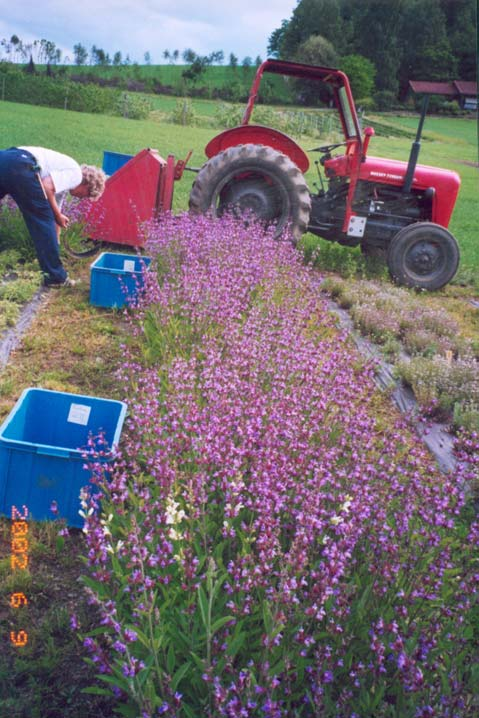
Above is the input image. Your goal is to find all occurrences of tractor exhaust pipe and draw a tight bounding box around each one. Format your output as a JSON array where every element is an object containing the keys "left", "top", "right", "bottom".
[{"left": 403, "top": 94, "right": 429, "bottom": 194}]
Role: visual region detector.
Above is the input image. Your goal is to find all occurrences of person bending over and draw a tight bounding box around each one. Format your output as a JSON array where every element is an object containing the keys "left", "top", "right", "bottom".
[{"left": 0, "top": 146, "right": 106, "bottom": 286}]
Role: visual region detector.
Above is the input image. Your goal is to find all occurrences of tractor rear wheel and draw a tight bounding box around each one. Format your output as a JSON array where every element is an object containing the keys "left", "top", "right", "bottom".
[
  {"left": 189, "top": 144, "right": 311, "bottom": 243},
  {"left": 387, "top": 222, "right": 459, "bottom": 291}
]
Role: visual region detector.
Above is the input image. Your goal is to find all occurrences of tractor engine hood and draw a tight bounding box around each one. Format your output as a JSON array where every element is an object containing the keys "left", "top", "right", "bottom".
[{"left": 325, "top": 154, "right": 461, "bottom": 227}]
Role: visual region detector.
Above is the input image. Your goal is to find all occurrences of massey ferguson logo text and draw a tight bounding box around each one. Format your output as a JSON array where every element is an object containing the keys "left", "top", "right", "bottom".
[{"left": 369, "top": 170, "right": 408, "bottom": 182}]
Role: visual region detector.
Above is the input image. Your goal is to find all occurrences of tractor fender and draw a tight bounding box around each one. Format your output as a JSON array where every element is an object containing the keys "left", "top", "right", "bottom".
[{"left": 205, "top": 125, "right": 310, "bottom": 173}]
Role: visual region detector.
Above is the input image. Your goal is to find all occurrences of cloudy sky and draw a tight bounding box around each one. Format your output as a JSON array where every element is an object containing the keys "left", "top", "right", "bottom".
[{"left": 0, "top": 1, "right": 298, "bottom": 63}]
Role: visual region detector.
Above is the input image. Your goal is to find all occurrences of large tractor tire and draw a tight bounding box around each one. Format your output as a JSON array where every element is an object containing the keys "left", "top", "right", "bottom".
[
  {"left": 189, "top": 144, "right": 311, "bottom": 243},
  {"left": 387, "top": 222, "right": 460, "bottom": 291}
]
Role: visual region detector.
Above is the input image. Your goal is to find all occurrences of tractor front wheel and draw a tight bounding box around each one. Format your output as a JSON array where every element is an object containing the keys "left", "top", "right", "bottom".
[
  {"left": 189, "top": 144, "right": 311, "bottom": 243},
  {"left": 387, "top": 222, "right": 459, "bottom": 291}
]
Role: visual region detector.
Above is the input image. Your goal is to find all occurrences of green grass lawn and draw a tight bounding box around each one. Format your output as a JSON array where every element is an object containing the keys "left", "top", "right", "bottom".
[
  {"left": 388, "top": 113, "right": 477, "bottom": 145},
  {"left": 1, "top": 99, "right": 477, "bottom": 270}
]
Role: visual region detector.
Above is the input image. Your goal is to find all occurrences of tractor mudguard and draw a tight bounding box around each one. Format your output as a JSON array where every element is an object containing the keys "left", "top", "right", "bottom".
[{"left": 205, "top": 125, "right": 310, "bottom": 174}]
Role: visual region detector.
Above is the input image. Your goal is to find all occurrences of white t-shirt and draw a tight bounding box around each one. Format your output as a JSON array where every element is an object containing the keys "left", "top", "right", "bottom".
[{"left": 19, "top": 147, "right": 82, "bottom": 201}]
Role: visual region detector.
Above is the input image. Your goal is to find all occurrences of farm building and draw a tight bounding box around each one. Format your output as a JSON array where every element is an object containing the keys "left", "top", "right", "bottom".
[{"left": 409, "top": 80, "right": 478, "bottom": 110}]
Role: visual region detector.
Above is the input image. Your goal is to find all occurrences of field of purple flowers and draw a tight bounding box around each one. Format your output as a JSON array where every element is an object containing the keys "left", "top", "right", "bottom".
[{"left": 76, "top": 215, "right": 478, "bottom": 718}]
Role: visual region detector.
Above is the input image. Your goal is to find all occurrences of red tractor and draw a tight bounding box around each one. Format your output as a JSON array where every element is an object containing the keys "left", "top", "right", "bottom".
[{"left": 189, "top": 59, "right": 461, "bottom": 291}]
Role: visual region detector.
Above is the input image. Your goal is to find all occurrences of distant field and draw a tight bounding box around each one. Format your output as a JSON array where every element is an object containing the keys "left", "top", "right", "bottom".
[
  {"left": 37, "top": 63, "right": 294, "bottom": 103},
  {"left": 62, "top": 63, "right": 257, "bottom": 85},
  {"left": 388, "top": 114, "right": 477, "bottom": 145},
  {"left": 1, "top": 99, "right": 477, "bottom": 270}
]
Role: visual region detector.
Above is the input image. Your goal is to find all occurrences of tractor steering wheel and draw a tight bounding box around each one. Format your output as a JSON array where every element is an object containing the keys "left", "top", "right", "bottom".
[{"left": 309, "top": 142, "right": 346, "bottom": 153}]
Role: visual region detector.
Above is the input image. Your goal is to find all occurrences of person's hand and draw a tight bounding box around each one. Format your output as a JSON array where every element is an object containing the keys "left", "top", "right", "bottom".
[{"left": 56, "top": 213, "right": 70, "bottom": 229}]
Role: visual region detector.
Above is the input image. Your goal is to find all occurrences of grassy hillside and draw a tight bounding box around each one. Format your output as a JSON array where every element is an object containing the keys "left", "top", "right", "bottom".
[
  {"left": 62, "top": 63, "right": 257, "bottom": 85},
  {"left": 38, "top": 63, "right": 294, "bottom": 104}
]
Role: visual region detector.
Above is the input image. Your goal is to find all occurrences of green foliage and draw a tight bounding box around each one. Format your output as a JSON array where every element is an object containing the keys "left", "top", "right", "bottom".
[
  {"left": 181, "top": 55, "right": 211, "bottom": 85},
  {"left": 0, "top": 248, "right": 21, "bottom": 272},
  {"left": 292, "top": 34, "right": 340, "bottom": 105},
  {"left": 340, "top": 54, "right": 376, "bottom": 99},
  {"left": 0, "top": 66, "right": 121, "bottom": 115},
  {"left": 373, "top": 90, "right": 400, "bottom": 112},
  {"left": 321, "top": 274, "right": 479, "bottom": 431},
  {"left": 400, "top": 0, "right": 458, "bottom": 83},
  {"left": 214, "top": 102, "right": 244, "bottom": 128},
  {"left": 294, "top": 34, "right": 339, "bottom": 67},
  {"left": 115, "top": 92, "right": 153, "bottom": 120},
  {"left": 170, "top": 99, "right": 197, "bottom": 126},
  {"left": 0, "top": 299, "right": 20, "bottom": 329},
  {"left": 0, "top": 271, "right": 42, "bottom": 303},
  {"left": 0, "top": 66, "right": 150, "bottom": 119},
  {"left": 302, "top": 240, "right": 373, "bottom": 279},
  {"left": 73, "top": 43, "right": 88, "bottom": 66},
  {"left": 398, "top": 352, "right": 479, "bottom": 430},
  {"left": 269, "top": 0, "right": 476, "bottom": 99},
  {"left": 0, "top": 202, "right": 36, "bottom": 260},
  {"left": 279, "top": 0, "right": 345, "bottom": 57}
]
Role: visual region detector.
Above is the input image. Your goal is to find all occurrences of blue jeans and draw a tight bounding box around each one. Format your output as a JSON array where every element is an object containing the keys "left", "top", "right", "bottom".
[{"left": 0, "top": 147, "right": 67, "bottom": 285}]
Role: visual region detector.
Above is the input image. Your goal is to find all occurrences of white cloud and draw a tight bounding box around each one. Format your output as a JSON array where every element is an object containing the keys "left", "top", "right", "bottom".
[{"left": 0, "top": 1, "right": 296, "bottom": 62}]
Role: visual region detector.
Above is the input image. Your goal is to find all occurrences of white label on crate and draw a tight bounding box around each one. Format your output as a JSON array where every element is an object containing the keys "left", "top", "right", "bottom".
[
  {"left": 123, "top": 260, "right": 135, "bottom": 272},
  {"left": 67, "top": 403, "right": 91, "bottom": 426}
]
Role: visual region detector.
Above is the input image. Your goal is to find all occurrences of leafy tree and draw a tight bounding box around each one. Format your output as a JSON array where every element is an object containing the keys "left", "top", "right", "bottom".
[
  {"left": 182, "top": 48, "right": 196, "bottom": 64},
  {"left": 0, "top": 38, "right": 11, "bottom": 61},
  {"left": 172, "top": 49, "right": 179, "bottom": 63},
  {"left": 255, "top": 55, "right": 262, "bottom": 67},
  {"left": 268, "top": 19, "right": 289, "bottom": 57},
  {"left": 24, "top": 54, "right": 35, "bottom": 74},
  {"left": 209, "top": 50, "right": 224, "bottom": 64},
  {"left": 294, "top": 34, "right": 339, "bottom": 67},
  {"left": 36, "top": 39, "right": 57, "bottom": 64},
  {"left": 9, "top": 35, "right": 21, "bottom": 62},
  {"left": 46, "top": 40, "right": 57, "bottom": 63},
  {"left": 163, "top": 49, "right": 170, "bottom": 62},
  {"left": 229, "top": 53, "right": 238, "bottom": 70},
  {"left": 340, "top": 54, "right": 376, "bottom": 99},
  {"left": 293, "top": 34, "right": 339, "bottom": 104},
  {"left": 91, "top": 47, "right": 110, "bottom": 66},
  {"left": 268, "top": 0, "right": 474, "bottom": 99},
  {"left": 113, "top": 51, "right": 122, "bottom": 66},
  {"left": 398, "top": 0, "right": 457, "bottom": 94},
  {"left": 182, "top": 55, "right": 211, "bottom": 84},
  {"left": 144, "top": 51, "right": 151, "bottom": 65},
  {"left": 276, "top": 0, "right": 345, "bottom": 58},
  {"left": 73, "top": 43, "right": 88, "bottom": 66},
  {"left": 340, "top": 0, "right": 404, "bottom": 94},
  {"left": 441, "top": 0, "right": 476, "bottom": 78}
]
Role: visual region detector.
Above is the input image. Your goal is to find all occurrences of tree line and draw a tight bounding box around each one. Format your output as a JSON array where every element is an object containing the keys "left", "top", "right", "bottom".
[
  {"left": 0, "top": 36, "right": 265, "bottom": 92},
  {"left": 268, "top": 0, "right": 476, "bottom": 100},
  {"left": 0, "top": 36, "right": 262, "bottom": 73},
  {"left": 1, "top": 1, "right": 475, "bottom": 110}
]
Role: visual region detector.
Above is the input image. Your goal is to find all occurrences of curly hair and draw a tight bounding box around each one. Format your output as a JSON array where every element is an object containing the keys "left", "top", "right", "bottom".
[{"left": 80, "top": 164, "right": 107, "bottom": 201}]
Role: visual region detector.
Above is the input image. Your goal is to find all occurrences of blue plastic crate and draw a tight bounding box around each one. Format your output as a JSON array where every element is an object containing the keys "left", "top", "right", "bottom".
[
  {"left": 0, "top": 388, "right": 127, "bottom": 527},
  {"left": 90, "top": 252, "right": 151, "bottom": 309},
  {"left": 102, "top": 150, "right": 134, "bottom": 175}
]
